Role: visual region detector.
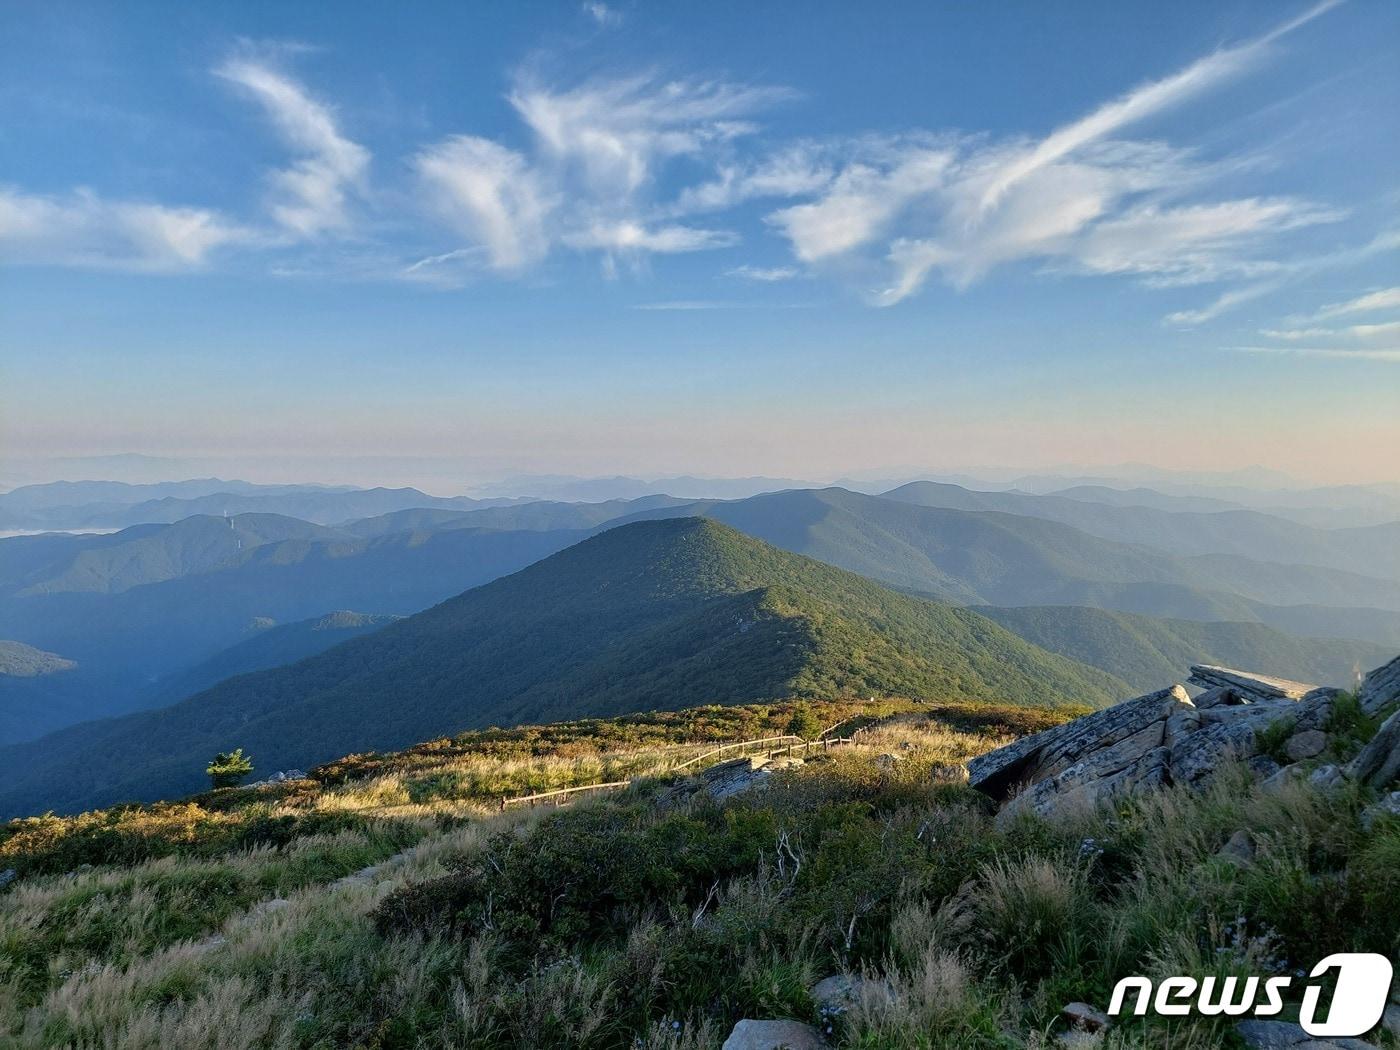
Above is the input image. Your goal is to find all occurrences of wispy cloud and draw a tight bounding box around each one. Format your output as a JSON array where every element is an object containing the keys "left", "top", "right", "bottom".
[
  {"left": 1303, "top": 286, "right": 1400, "bottom": 320},
  {"left": 215, "top": 55, "right": 370, "bottom": 236},
  {"left": 1167, "top": 229, "right": 1400, "bottom": 325},
  {"left": 726, "top": 264, "right": 799, "bottom": 281},
  {"left": 1068, "top": 198, "right": 1342, "bottom": 285},
  {"left": 768, "top": 140, "right": 956, "bottom": 266},
  {"left": 510, "top": 74, "right": 791, "bottom": 200},
  {"left": 631, "top": 300, "right": 737, "bottom": 310},
  {"left": 0, "top": 187, "right": 245, "bottom": 271},
  {"left": 0, "top": 0, "right": 1362, "bottom": 311},
  {"left": 1260, "top": 320, "right": 1400, "bottom": 343},
  {"left": 750, "top": 2, "right": 1347, "bottom": 306},
  {"left": 412, "top": 72, "right": 787, "bottom": 274},
  {"left": 1166, "top": 284, "right": 1280, "bottom": 326},
  {"left": 671, "top": 144, "right": 833, "bottom": 214},
  {"left": 415, "top": 137, "right": 555, "bottom": 271},
  {"left": 1234, "top": 345, "right": 1400, "bottom": 362},
  {"left": 563, "top": 221, "right": 737, "bottom": 253},
  {"left": 971, "top": 0, "right": 1341, "bottom": 216},
  {"left": 582, "top": 2, "right": 621, "bottom": 27}
]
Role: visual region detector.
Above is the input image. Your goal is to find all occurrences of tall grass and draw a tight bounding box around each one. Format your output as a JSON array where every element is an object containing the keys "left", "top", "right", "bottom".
[{"left": 2, "top": 704, "right": 1395, "bottom": 1048}]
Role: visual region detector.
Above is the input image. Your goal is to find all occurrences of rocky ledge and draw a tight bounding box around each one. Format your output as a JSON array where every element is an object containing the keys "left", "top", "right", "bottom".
[{"left": 969, "top": 655, "right": 1400, "bottom": 822}]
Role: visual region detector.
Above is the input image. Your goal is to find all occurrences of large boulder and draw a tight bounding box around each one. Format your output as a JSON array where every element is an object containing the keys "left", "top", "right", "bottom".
[
  {"left": 1001, "top": 745, "right": 1169, "bottom": 823},
  {"left": 1171, "top": 716, "right": 1259, "bottom": 787},
  {"left": 968, "top": 686, "right": 1191, "bottom": 800},
  {"left": 721, "top": 1019, "right": 825, "bottom": 1049},
  {"left": 1348, "top": 709, "right": 1400, "bottom": 790},
  {"left": 1286, "top": 729, "right": 1328, "bottom": 762},
  {"left": 1359, "top": 655, "right": 1400, "bottom": 717}
]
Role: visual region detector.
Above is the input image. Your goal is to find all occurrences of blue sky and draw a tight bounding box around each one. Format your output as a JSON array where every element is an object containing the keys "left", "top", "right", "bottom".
[{"left": 2, "top": 0, "right": 1398, "bottom": 487}]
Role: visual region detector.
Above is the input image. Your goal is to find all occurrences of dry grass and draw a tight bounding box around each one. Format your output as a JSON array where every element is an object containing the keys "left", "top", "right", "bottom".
[{"left": 4, "top": 701, "right": 1391, "bottom": 1049}]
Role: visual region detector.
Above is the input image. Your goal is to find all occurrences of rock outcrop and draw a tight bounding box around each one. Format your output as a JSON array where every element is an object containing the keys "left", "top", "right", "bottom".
[
  {"left": 1348, "top": 709, "right": 1400, "bottom": 789},
  {"left": 1360, "top": 655, "right": 1400, "bottom": 717},
  {"left": 664, "top": 754, "right": 805, "bottom": 804},
  {"left": 720, "top": 1018, "right": 825, "bottom": 1049},
  {"left": 969, "top": 655, "right": 1400, "bottom": 821},
  {"left": 1188, "top": 665, "right": 1317, "bottom": 703}
]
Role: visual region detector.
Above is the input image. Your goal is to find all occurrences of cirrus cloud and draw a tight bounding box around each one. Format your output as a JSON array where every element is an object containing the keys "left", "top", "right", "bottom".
[
  {"left": 215, "top": 56, "right": 370, "bottom": 237},
  {"left": 0, "top": 186, "right": 247, "bottom": 271}
]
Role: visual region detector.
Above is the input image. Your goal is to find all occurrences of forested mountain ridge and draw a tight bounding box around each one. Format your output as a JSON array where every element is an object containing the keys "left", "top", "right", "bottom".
[
  {"left": 980, "top": 605, "right": 1391, "bottom": 692},
  {"left": 0, "top": 518, "right": 1127, "bottom": 818},
  {"left": 611, "top": 488, "right": 1400, "bottom": 638}
]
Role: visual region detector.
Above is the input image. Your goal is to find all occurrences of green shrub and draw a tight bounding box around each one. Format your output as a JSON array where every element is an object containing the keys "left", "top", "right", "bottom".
[{"left": 206, "top": 749, "right": 254, "bottom": 790}]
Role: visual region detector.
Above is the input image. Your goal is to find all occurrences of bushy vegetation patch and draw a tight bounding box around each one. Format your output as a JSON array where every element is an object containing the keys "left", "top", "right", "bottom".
[
  {"left": 0, "top": 800, "right": 428, "bottom": 880},
  {"left": 4, "top": 701, "right": 1393, "bottom": 1048}
]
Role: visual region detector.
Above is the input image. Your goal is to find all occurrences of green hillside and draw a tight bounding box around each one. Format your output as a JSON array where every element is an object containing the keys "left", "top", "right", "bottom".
[
  {"left": 143, "top": 610, "right": 401, "bottom": 708},
  {"left": 0, "top": 518, "right": 1126, "bottom": 818},
  {"left": 979, "top": 605, "right": 1393, "bottom": 692}
]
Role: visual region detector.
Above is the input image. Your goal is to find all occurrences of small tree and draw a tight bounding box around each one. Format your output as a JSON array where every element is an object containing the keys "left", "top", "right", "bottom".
[
  {"left": 786, "top": 703, "right": 823, "bottom": 741},
  {"left": 206, "top": 748, "right": 254, "bottom": 789}
]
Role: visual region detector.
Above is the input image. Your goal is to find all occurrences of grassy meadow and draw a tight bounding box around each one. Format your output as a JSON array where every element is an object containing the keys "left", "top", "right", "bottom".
[{"left": 1, "top": 696, "right": 1396, "bottom": 1048}]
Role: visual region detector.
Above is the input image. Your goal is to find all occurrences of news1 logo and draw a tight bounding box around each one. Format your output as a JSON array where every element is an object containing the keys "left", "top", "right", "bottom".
[{"left": 1108, "top": 953, "right": 1394, "bottom": 1037}]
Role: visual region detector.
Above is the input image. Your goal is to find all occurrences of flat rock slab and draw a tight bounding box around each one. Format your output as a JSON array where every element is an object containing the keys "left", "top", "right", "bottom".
[
  {"left": 721, "top": 1019, "right": 825, "bottom": 1049},
  {"left": 1189, "top": 665, "right": 1316, "bottom": 702},
  {"left": 702, "top": 755, "right": 803, "bottom": 801}
]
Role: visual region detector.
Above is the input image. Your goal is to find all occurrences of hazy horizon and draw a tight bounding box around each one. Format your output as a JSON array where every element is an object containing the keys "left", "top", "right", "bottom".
[{"left": 3, "top": 450, "right": 1397, "bottom": 497}]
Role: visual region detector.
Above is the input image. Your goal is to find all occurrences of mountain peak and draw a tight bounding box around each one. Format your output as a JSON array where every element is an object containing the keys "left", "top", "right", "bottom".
[{"left": 0, "top": 521, "right": 1125, "bottom": 816}]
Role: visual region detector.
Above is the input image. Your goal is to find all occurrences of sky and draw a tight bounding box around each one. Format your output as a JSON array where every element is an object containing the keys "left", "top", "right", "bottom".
[{"left": 2, "top": 0, "right": 1398, "bottom": 489}]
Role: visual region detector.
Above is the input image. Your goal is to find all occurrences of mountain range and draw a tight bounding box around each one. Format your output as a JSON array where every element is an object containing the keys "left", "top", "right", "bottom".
[
  {"left": 610, "top": 488, "right": 1400, "bottom": 641},
  {"left": 883, "top": 481, "right": 1400, "bottom": 580},
  {"left": 4, "top": 480, "right": 1400, "bottom": 744},
  {"left": 0, "top": 480, "right": 528, "bottom": 532},
  {"left": 0, "top": 518, "right": 1128, "bottom": 817}
]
